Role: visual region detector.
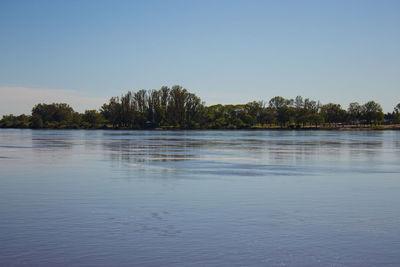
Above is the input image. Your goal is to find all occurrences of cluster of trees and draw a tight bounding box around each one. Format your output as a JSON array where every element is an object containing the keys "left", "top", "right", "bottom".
[
  {"left": 0, "top": 103, "right": 104, "bottom": 129},
  {"left": 100, "top": 85, "right": 204, "bottom": 129},
  {"left": 1, "top": 85, "right": 399, "bottom": 129}
]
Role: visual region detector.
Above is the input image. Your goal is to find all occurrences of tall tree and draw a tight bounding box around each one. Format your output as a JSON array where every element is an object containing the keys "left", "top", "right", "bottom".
[
  {"left": 185, "top": 93, "right": 204, "bottom": 128},
  {"left": 394, "top": 103, "right": 400, "bottom": 123},
  {"left": 100, "top": 97, "right": 121, "bottom": 128},
  {"left": 295, "top": 96, "right": 304, "bottom": 108},
  {"left": 269, "top": 96, "right": 294, "bottom": 126},
  {"left": 348, "top": 102, "right": 362, "bottom": 123},
  {"left": 362, "top": 101, "right": 384, "bottom": 124},
  {"left": 120, "top": 91, "right": 134, "bottom": 127},
  {"left": 148, "top": 89, "right": 162, "bottom": 126},
  {"left": 167, "top": 85, "right": 188, "bottom": 127},
  {"left": 395, "top": 103, "right": 400, "bottom": 113},
  {"left": 133, "top": 90, "right": 148, "bottom": 127},
  {"left": 82, "top": 110, "right": 103, "bottom": 126},
  {"left": 32, "top": 103, "right": 74, "bottom": 124},
  {"left": 320, "top": 103, "right": 347, "bottom": 126},
  {"left": 269, "top": 96, "right": 292, "bottom": 110}
]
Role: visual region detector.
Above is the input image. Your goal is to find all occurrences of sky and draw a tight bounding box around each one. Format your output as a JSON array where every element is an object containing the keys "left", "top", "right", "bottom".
[{"left": 0, "top": 0, "right": 399, "bottom": 115}]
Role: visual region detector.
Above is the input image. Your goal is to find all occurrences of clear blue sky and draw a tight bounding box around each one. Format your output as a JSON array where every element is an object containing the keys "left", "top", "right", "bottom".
[{"left": 0, "top": 0, "right": 399, "bottom": 114}]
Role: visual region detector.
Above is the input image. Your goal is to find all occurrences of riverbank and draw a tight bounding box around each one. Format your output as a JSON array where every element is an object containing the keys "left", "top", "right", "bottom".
[
  {"left": 250, "top": 124, "right": 400, "bottom": 130},
  {"left": 2, "top": 124, "right": 400, "bottom": 130}
]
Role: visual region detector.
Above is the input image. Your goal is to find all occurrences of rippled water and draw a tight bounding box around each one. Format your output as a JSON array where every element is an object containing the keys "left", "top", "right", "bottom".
[{"left": 1, "top": 129, "right": 400, "bottom": 266}]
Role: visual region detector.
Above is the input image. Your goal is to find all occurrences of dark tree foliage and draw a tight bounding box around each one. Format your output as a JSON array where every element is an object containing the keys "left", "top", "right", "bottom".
[
  {"left": 32, "top": 103, "right": 74, "bottom": 123},
  {"left": 31, "top": 114, "right": 43, "bottom": 128},
  {"left": 320, "top": 103, "right": 347, "bottom": 126},
  {"left": 348, "top": 102, "right": 362, "bottom": 123},
  {"left": 0, "top": 114, "right": 30, "bottom": 128},
  {"left": 361, "top": 101, "right": 384, "bottom": 124},
  {"left": 100, "top": 97, "right": 121, "bottom": 128},
  {"left": 0, "top": 85, "right": 397, "bottom": 129},
  {"left": 82, "top": 110, "right": 103, "bottom": 128},
  {"left": 395, "top": 103, "right": 400, "bottom": 123}
]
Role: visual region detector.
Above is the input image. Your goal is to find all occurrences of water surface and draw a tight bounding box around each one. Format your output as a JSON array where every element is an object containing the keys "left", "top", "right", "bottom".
[{"left": 1, "top": 129, "right": 400, "bottom": 266}]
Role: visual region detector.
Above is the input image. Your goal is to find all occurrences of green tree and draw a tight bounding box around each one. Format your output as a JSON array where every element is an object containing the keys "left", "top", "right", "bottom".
[
  {"left": 268, "top": 96, "right": 294, "bottom": 126},
  {"left": 320, "top": 103, "right": 347, "bottom": 126},
  {"left": 31, "top": 103, "right": 74, "bottom": 128},
  {"left": 348, "top": 102, "right": 362, "bottom": 123},
  {"left": 148, "top": 89, "right": 162, "bottom": 126},
  {"left": 82, "top": 110, "right": 103, "bottom": 126},
  {"left": 394, "top": 103, "right": 400, "bottom": 123},
  {"left": 167, "top": 85, "right": 188, "bottom": 127},
  {"left": 269, "top": 96, "right": 292, "bottom": 110},
  {"left": 185, "top": 93, "right": 204, "bottom": 128},
  {"left": 294, "top": 96, "right": 304, "bottom": 108},
  {"left": 133, "top": 90, "right": 148, "bottom": 127},
  {"left": 120, "top": 91, "right": 135, "bottom": 127},
  {"left": 276, "top": 106, "right": 295, "bottom": 127},
  {"left": 31, "top": 114, "right": 43, "bottom": 128},
  {"left": 0, "top": 114, "right": 30, "bottom": 128},
  {"left": 308, "top": 113, "right": 324, "bottom": 127},
  {"left": 362, "top": 101, "right": 384, "bottom": 124},
  {"left": 245, "top": 101, "right": 263, "bottom": 125},
  {"left": 100, "top": 97, "right": 121, "bottom": 128}
]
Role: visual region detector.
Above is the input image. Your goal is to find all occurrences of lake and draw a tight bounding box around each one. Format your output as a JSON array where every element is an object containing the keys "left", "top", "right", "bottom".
[{"left": 1, "top": 129, "right": 400, "bottom": 266}]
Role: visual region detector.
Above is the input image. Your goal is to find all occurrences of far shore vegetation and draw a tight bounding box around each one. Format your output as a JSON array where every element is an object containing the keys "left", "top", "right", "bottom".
[{"left": 1, "top": 85, "right": 400, "bottom": 130}]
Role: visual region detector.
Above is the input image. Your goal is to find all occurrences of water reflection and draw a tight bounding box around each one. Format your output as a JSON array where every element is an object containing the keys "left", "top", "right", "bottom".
[
  {"left": 31, "top": 130, "right": 77, "bottom": 150},
  {"left": 94, "top": 130, "right": 399, "bottom": 177},
  {"left": 1, "top": 129, "right": 400, "bottom": 266},
  {"left": 1, "top": 129, "right": 397, "bottom": 175},
  {"left": 103, "top": 138, "right": 199, "bottom": 162}
]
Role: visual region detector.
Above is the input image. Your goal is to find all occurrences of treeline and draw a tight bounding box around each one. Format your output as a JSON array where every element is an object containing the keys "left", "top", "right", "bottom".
[{"left": 1, "top": 85, "right": 400, "bottom": 129}]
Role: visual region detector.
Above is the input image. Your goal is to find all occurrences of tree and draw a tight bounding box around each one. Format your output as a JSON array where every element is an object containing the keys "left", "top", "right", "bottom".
[
  {"left": 308, "top": 113, "right": 324, "bottom": 127},
  {"left": 185, "top": 93, "right": 204, "bottom": 128},
  {"left": 394, "top": 103, "right": 400, "bottom": 123},
  {"left": 348, "top": 102, "right": 362, "bottom": 123},
  {"left": 268, "top": 97, "right": 294, "bottom": 126},
  {"left": 295, "top": 96, "right": 304, "bottom": 108},
  {"left": 320, "top": 103, "right": 347, "bottom": 126},
  {"left": 120, "top": 91, "right": 134, "bottom": 127},
  {"left": 167, "top": 85, "right": 188, "bottom": 127},
  {"left": 269, "top": 96, "right": 292, "bottom": 110},
  {"left": 304, "top": 98, "right": 319, "bottom": 114},
  {"left": 362, "top": 101, "right": 384, "bottom": 124},
  {"left": 82, "top": 110, "right": 103, "bottom": 126},
  {"left": 0, "top": 114, "right": 30, "bottom": 128},
  {"left": 245, "top": 101, "right": 263, "bottom": 124},
  {"left": 32, "top": 103, "right": 74, "bottom": 125},
  {"left": 133, "top": 90, "right": 148, "bottom": 127},
  {"left": 293, "top": 96, "right": 308, "bottom": 126},
  {"left": 5, "top": 85, "right": 397, "bottom": 130},
  {"left": 260, "top": 106, "right": 276, "bottom": 125},
  {"left": 148, "top": 89, "right": 162, "bottom": 126},
  {"left": 395, "top": 103, "right": 400, "bottom": 113},
  {"left": 31, "top": 114, "right": 43, "bottom": 128},
  {"left": 276, "top": 105, "right": 295, "bottom": 126},
  {"left": 100, "top": 97, "right": 121, "bottom": 128},
  {"left": 53, "top": 103, "right": 74, "bottom": 122}
]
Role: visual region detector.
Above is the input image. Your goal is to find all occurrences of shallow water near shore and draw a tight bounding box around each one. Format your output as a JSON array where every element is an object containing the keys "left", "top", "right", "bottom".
[{"left": 1, "top": 129, "right": 400, "bottom": 266}]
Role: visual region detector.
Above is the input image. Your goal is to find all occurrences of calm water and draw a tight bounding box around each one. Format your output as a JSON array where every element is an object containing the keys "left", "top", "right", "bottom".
[{"left": 1, "top": 129, "right": 400, "bottom": 266}]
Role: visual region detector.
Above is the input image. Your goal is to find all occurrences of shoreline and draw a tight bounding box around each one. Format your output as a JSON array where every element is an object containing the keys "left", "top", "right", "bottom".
[{"left": 2, "top": 124, "right": 400, "bottom": 131}]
